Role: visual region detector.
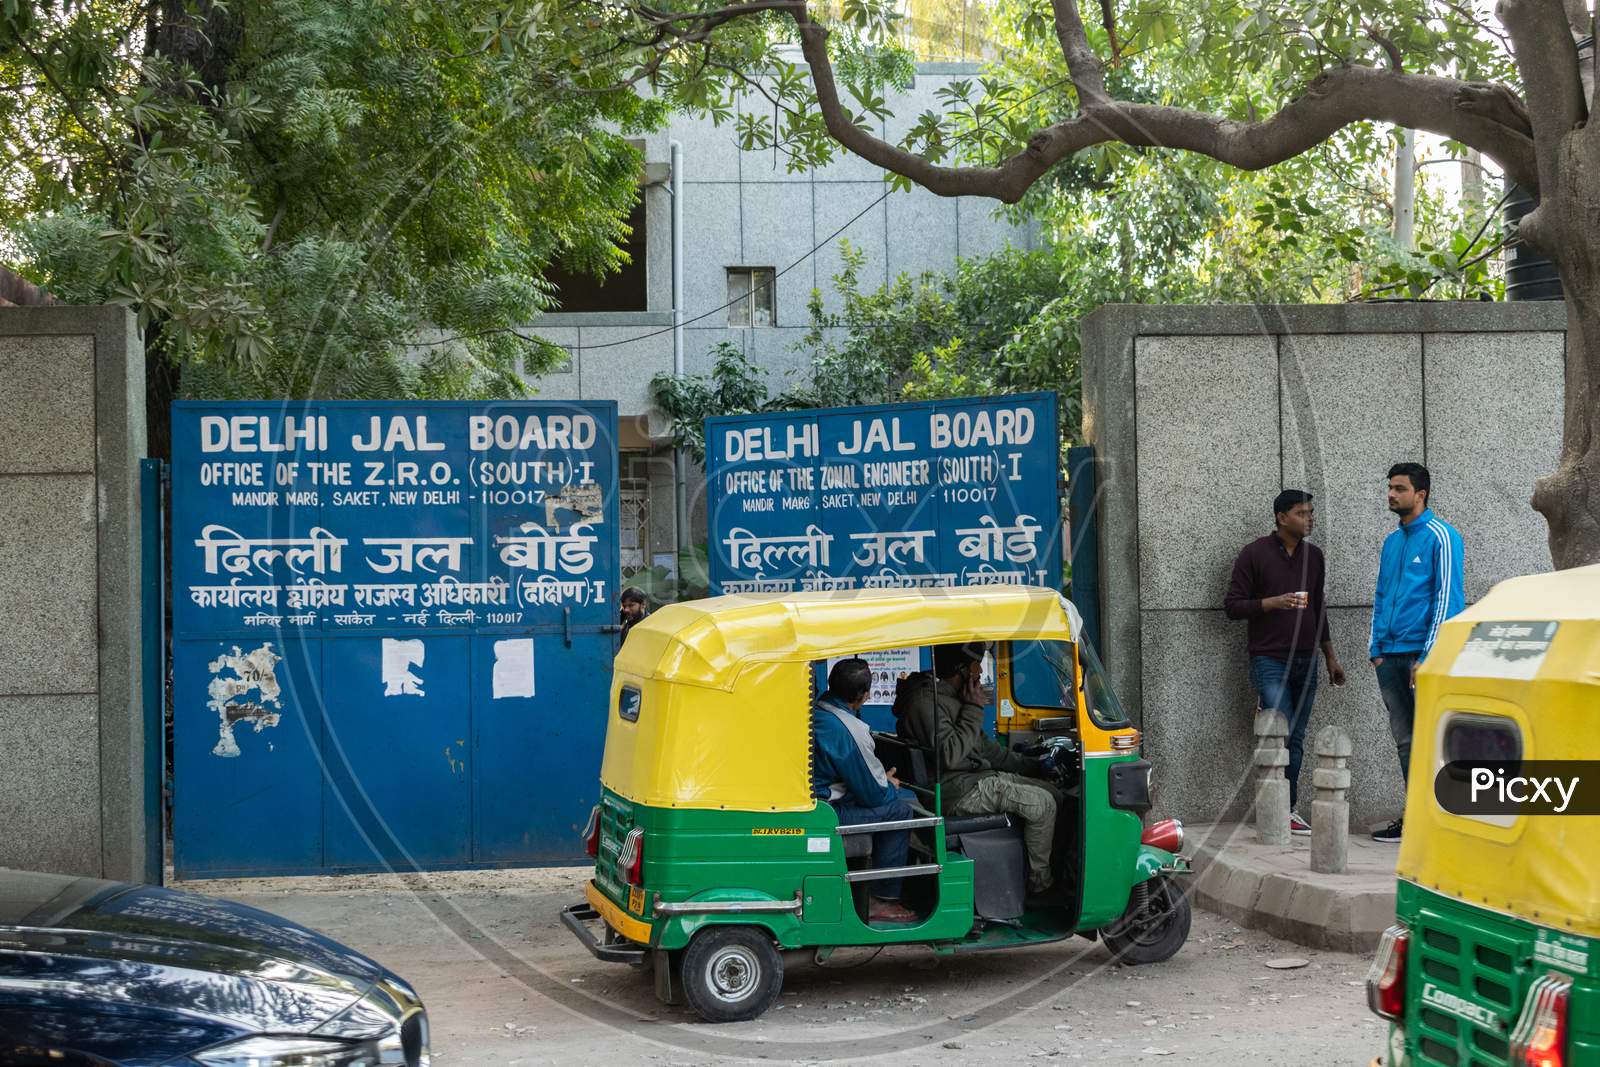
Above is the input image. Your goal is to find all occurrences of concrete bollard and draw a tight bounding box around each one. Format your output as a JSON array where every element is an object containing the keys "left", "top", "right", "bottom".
[
  {"left": 1253, "top": 707, "right": 1291, "bottom": 846},
  {"left": 1311, "top": 724, "right": 1353, "bottom": 874}
]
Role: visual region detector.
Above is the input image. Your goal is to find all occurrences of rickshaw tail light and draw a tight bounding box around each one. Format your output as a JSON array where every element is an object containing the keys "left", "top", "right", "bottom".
[
  {"left": 583, "top": 805, "right": 601, "bottom": 858},
  {"left": 617, "top": 827, "right": 645, "bottom": 886},
  {"left": 1141, "top": 818, "right": 1183, "bottom": 853},
  {"left": 1366, "top": 925, "right": 1409, "bottom": 1021},
  {"left": 1512, "top": 975, "right": 1571, "bottom": 1067}
]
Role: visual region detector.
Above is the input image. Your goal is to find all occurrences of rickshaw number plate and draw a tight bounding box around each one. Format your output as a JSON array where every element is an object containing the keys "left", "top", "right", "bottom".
[{"left": 629, "top": 886, "right": 645, "bottom": 914}]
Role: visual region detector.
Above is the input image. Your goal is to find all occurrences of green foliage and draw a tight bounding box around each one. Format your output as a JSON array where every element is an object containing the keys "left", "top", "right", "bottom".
[
  {"left": 626, "top": 542, "right": 713, "bottom": 605},
  {"left": 651, "top": 341, "right": 781, "bottom": 465},
  {"left": 1, "top": 0, "right": 663, "bottom": 401},
  {"left": 650, "top": 243, "right": 1081, "bottom": 452},
  {"left": 978, "top": 0, "right": 1509, "bottom": 305},
  {"left": 553, "top": 0, "right": 1508, "bottom": 302}
]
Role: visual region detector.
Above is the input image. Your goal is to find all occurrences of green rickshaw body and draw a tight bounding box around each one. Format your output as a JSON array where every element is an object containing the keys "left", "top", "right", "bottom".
[{"left": 1381, "top": 881, "right": 1600, "bottom": 1066}]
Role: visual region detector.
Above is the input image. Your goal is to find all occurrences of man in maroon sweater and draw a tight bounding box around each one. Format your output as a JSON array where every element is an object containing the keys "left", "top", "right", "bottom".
[{"left": 1224, "top": 489, "right": 1347, "bottom": 835}]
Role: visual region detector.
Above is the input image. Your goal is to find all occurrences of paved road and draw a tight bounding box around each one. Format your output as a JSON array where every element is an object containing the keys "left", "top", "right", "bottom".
[{"left": 193, "top": 866, "right": 1384, "bottom": 1065}]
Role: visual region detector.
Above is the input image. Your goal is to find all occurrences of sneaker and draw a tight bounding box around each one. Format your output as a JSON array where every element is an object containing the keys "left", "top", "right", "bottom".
[
  {"left": 1289, "top": 813, "right": 1312, "bottom": 836},
  {"left": 1372, "top": 819, "right": 1403, "bottom": 843}
]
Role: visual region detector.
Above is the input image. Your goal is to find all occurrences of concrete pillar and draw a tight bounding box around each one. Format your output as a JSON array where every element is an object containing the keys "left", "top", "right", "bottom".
[
  {"left": 0, "top": 305, "right": 147, "bottom": 881},
  {"left": 1253, "top": 707, "right": 1290, "bottom": 846},
  {"left": 1311, "top": 725, "right": 1353, "bottom": 874}
]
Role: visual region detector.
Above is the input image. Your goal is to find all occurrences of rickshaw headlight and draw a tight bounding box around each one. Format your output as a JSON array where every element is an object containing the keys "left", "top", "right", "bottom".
[
  {"left": 1366, "top": 925, "right": 1409, "bottom": 1021},
  {"left": 616, "top": 827, "right": 645, "bottom": 886}
]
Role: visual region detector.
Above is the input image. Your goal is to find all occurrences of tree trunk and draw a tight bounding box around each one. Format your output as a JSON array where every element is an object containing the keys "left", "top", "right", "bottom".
[
  {"left": 139, "top": 0, "right": 239, "bottom": 462},
  {"left": 1531, "top": 295, "right": 1600, "bottom": 569},
  {"left": 1523, "top": 129, "right": 1600, "bottom": 570}
]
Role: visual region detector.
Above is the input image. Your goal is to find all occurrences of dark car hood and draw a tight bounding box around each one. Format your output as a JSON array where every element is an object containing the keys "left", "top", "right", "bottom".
[{"left": 0, "top": 869, "right": 386, "bottom": 1039}]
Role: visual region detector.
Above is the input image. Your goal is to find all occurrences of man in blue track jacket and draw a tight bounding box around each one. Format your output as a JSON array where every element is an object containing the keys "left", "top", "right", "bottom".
[{"left": 1369, "top": 462, "right": 1464, "bottom": 843}]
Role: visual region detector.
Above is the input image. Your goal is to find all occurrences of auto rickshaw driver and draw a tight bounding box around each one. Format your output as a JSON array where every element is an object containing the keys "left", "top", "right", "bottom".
[{"left": 894, "top": 641, "right": 1065, "bottom": 895}]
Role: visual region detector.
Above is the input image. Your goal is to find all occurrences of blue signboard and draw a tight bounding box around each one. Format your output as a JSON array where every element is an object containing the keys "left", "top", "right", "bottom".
[
  {"left": 706, "top": 392, "right": 1062, "bottom": 595},
  {"left": 170, "top": 401, "right": 619, "bottom": 878}
]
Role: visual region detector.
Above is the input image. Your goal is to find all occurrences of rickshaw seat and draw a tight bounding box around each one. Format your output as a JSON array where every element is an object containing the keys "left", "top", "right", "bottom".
[
  {"left": 870, "top": 733, "right": 933, "bottom": 788},
  {"left": 945, "top": 813, "right": 1011, "bottom": 836}
]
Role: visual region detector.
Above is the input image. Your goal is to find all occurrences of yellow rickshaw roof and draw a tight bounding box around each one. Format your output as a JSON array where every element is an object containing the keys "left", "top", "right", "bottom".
[
  {"left": 617, "top": 584, "right": 1079, "bottom": 690},
  {"left": 1452, "top": 563, "right": 1600, "bottom": 622}
]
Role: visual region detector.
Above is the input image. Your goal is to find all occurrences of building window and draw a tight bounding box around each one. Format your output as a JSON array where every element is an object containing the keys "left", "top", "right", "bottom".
[
  {"left": 726, "top": 267, "right": 776, "bottom": 327},
  {"left": 543, "top": 194, "right": 648, "bottom": 313}
]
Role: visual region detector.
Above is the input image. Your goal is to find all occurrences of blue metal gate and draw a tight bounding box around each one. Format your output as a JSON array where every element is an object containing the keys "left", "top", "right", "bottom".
[{"left": 169, "top": 401, "right": 619, "bottom": 878}]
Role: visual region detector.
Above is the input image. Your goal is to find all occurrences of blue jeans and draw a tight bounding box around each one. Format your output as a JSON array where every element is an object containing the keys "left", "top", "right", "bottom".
[
  {"left": 1375, "top": 653, "right": 1421, "bottom": 784},
  {"left": 1248, "top": 652, "right": 1320, "bottom": 810},
  {"left": 830, "top": 786, "right": 916, "bottom": 900}
]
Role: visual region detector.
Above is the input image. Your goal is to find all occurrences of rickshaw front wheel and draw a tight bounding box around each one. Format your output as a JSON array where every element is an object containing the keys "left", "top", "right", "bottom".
[
  {"left": 1099, "top": 875, "right": 1192, "bottom": 965},
  {"left": 681, "top": 926, "right": 785, "bottom": 1023}
]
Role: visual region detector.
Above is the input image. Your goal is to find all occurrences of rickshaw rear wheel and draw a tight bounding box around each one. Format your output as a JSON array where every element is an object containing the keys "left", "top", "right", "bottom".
[
  {"left": 680, "top": 926, "right": 784, "bottom": 1023},
  {"left": 1099, "top": 875, "right": 1191, "bottom": 965}
]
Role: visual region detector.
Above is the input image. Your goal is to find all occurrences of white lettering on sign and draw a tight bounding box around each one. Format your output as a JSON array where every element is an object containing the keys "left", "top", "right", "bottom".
[
  {"left": 836, "top": 417, "right": 915, "bottom": 455},
  {"left": 467, "top": 414, "right": 597, "bottom": 452},
  {"left": 194, "top": 526, "right": 348, "bottom": 577},
  {"left": 849, "top": 530, "right": 934, "bottom": 568},
  {"left": 494, "top": 522, "right": 598, "bottom": 574},
  {"left": 929, "top": 406, "right": 1034, "bottom": 449},
  {"left": 722, "top": 526, "right": 833, "bottom": 572},
  {"left": 200, "top": 415, "right": 328, "bottom": 453},
  {"left": 362, "top": 536, "right": 472, "bottom": 575},
  {"left": 724, "top": 423, "right": 818, "bottom": 463},
  {"left": 350, "top": 416, "right": 447, "bottom": 452},
  {"left": 954, "top": 514, "right": 1041, "bottom": 564}
]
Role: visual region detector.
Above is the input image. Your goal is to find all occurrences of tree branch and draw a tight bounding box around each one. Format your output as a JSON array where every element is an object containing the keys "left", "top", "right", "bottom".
[
  {"left": 1094, "top": 69, "right": 1538, "bottom": 188},
  {"left": 1048, "top": 0, "right": 1111, "bottom": 106},
  {"left": 1496, "top": 0, "right": 1583, "bottom": 190},
  {"left": 791, "top": 10, "right": 1538, "bottom": 202}
]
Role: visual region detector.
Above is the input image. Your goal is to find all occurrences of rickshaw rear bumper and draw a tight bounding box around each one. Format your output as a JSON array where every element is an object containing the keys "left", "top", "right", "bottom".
[
  {"left": 564, "top": 881, "right": 653, "bottom": 963},
  {"left": 562, "top": 901, "right": 650, "bottom": 963}
]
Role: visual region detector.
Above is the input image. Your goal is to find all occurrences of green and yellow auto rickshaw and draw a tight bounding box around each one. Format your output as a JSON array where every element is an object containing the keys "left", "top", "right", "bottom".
[
  {"left": 561, "top": 584, "right": 1191, "bottom": 1022},
  {"left": 1367, "top": 564, "right": 1600, "bottom": 1067}
]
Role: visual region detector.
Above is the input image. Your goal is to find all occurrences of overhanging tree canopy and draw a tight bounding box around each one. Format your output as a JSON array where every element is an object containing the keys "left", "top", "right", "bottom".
[
  {"left": 561, "top": 0, "right": 1592, "bottom": 567},
  {"left": 2, "top": 0, "right": 663, "bottom": 453}
]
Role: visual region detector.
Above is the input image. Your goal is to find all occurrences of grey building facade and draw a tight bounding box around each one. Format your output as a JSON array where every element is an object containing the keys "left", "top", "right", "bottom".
[{"left": 523, "top": 64, "right": 1035, "bottom": 580}]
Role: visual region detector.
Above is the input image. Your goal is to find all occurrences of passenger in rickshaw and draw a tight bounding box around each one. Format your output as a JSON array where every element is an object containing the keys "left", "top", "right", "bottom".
[
  {"left": 893, "top": 642, "right": 1064, "bottom": 894},
  {"left": 811, "top": 658, "right": 921, "bottom": 924}
]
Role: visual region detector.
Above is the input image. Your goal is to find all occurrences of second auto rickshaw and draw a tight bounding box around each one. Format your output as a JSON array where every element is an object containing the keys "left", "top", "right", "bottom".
[
  {"left": 563, "top": 584, "right": 1191, "bottom": 1022},
  {"left": 1367, "top": 563, "right": 1600, "bottom": 1067}
]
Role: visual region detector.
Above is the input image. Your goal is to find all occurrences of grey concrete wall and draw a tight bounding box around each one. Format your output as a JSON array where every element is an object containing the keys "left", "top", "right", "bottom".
[
  {"left": 0, "top": 306, "right": 148, "bottom": 881},
  {"left": 526, "top": 64, "right": 1036, "bottom": 423},
  {"left": 1080, "top": 303, "right": 1566, "bottom": 829}
]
